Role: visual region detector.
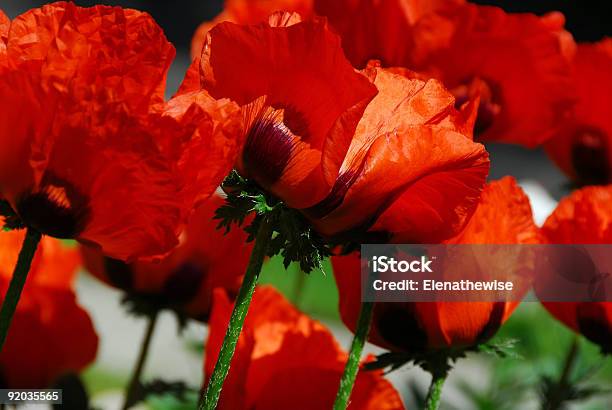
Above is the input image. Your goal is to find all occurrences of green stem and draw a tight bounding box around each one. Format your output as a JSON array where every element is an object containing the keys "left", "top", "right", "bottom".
[
  {"left": 122, "top": 310, "right": 159, "bottom": 410},
  {"left": 0, "top": 227, "right": 42, "bottom": 352},
  {"left": 292, "top": 266, "right": 306, "bottom": 308},
  {"left": 200, "top": 218, "right": 273, "bottom": 410},
  {"left": 542, "top": 336, "right": 579, "bottom": 410},
  {"left": 425, "top": 370, "right": 447, "bottom": 410},
  {"left": 333, "top": 301, "right": 375, "bottom": 410}
]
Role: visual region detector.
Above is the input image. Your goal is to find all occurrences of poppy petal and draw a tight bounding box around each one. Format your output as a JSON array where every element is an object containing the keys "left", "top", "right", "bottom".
[
  {"left": 5, "top": 3, "right": 175, "bottom": 111},
  {"left": 314, "top": 0, "right": 415, "bottom": 68},
  {"left": 308, "top": 66, "right": 488, "bottom": 240},
  {"left": 190, "top": 0, "right": 314, "bottom": 59},
  {"left": 446, "top": 176, "right": 541, "bottom": 244},
  {"left": 542, "top": 185, "right": 612, "bottom": 244},
  {"left": 312, "top": 126, "right": 489, "bottom": 242}
]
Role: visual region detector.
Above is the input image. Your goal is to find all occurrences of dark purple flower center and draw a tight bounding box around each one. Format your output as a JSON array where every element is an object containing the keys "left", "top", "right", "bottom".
[
  {"left": 243, "top": 118, "right": 294, "bottom": 187},
  {"left": 571, "top": 126, "right": 610, "bottom": 185},
  {"left": 453, "top": 77, "right": 502, "bottom": 136},
  {"left": 16, "top": 173, "right": 89, "bottom": 238}
]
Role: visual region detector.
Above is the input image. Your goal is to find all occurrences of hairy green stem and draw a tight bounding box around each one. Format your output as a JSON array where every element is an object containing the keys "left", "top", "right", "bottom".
[
  {"left": 122, "top": 310, "right": 159, "bottom": 410},
  {"left": 425, "top": 371, "right": 447, "bottom": 410},
  {"left": 333, "top": 301, "right": 375, "bottom": 410},
  {"left": 200, "top": 218, "right": 273, "bottom": 410},
  {"left": 0, "top": 227, "right": 42, "bottom": 352}
]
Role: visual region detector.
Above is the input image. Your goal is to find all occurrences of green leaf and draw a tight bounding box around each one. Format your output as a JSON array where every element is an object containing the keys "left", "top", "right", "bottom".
[
  {"left": 213, "top": 170, "right": 332, "bottom": 274},
  {"left": 478, "top": 338, "right": 522, "bottom": 360},
  {"left": 365, "top": 339, "right": 520, "bottom": 377}
]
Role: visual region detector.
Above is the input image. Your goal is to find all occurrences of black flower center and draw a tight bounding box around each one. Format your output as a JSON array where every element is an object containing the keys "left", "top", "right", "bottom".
[
  {"left": 571, "top": 126, "right": 610, "bottom": 185},
  {"left": 453, "top": 77, "right": 502, "bottom": 136},
  {"left": 375, "top": 303, "right": 428, "bottom": 351},
  {"left": 577, "top": 303, "right": 612, "bottom": 354},
  {"left": 163, "top": 262, "right": 205, "bottom": 304},
  {"left": 243, "top": 118, "right": 294, "bottom": 187},
  {"left": 16, "top": 173, "right": 90, "bottom": 239}
]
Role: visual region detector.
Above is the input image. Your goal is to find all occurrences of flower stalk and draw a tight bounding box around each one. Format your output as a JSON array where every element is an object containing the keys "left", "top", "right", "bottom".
[
  {"left": 0, "top": 227, "right": 42, "bottom": 352},
  {"left": 425, "top": 370, "right": 448, "bottom": 410},
  {"left": 200, "top": 217, "right": 274, "bottom": 410},
  {"left": 122, "top": 310, "right": 160, "bottom": 410},
  {"left": 333, "top": 301, "right": 375, "bottom": 410},
  {"left": 541, "top": 336, "right": 579, "bottom": 410}
]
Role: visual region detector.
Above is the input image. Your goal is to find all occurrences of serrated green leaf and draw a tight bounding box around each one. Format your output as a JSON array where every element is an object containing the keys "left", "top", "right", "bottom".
[{"left": 214, "top": 170, "right": 332, "bottom": 274}]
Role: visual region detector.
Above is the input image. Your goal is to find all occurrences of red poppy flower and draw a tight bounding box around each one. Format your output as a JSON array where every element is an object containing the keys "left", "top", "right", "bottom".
[
  {"left": 200, "top": 14, "right": 489, "bottom": 242},
  {"left": 0, "top": 2, "right": 243, "bottom": 261},
  {"left": 205, "top": 285, "right": 405, "bottom": 409},
  {"left": 541, "top": 186, "right": 612, "bottom": 353},
  {"left": 0, "top": 230, "right": 98, "bottom": 388},
  {"left": 406, "top": 3, "right": 575, "bottom": 146},
  {"left": 80, "top": 194, "right": 252, "bottom": 320},
  {"left": 545, "top": 39, "right": 612, "bottom": 185},
  {"left": 333, "top": 177, "right": 540, "bottom": 350}
]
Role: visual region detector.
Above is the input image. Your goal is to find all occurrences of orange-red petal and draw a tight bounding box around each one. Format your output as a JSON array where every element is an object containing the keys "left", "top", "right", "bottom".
[
  {"left": 308, "top": 66, "right": 489, "bottom": 241},
  {"left": 5, "top": 2, "right": 175, "bottom": 111},
  {"left": 542, "top": 185, "right": 612, "bottom": 244},
  {"left": 314, "top": 0, "right": 415, "bottom": 68},
  {"left": 191, "top": 0, "right": 314, "bottom": 59}
]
